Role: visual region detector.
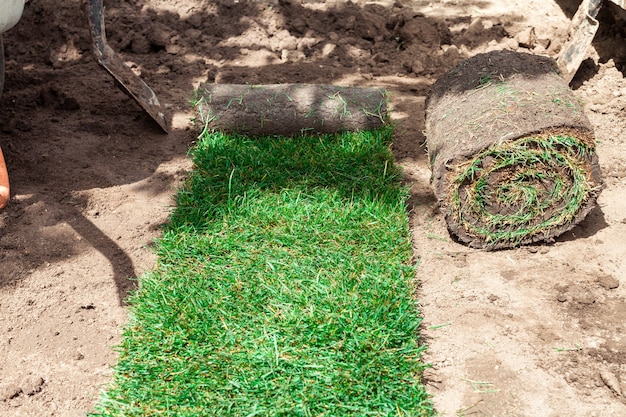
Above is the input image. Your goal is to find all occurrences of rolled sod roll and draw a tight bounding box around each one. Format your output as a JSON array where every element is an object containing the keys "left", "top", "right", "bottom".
[
  {"left": 194, "top": 83, "right": 387, "bottom": 137},
  {"left": 425, "top": 50, "right": 603, "bottom": 250}
]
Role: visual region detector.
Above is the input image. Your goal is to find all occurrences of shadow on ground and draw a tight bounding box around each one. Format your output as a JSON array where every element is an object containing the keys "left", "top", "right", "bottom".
[{"left": 0, "top": 0, "right": 543, "bottom": 304}]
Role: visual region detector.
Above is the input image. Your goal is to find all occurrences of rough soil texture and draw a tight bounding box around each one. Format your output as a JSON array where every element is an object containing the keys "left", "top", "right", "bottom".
[{"left": 0, "top": 0, "right": 625, "bottom": 416}]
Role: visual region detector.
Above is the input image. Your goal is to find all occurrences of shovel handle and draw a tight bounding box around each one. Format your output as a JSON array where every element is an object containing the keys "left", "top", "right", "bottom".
[{"left": 0, "top": 146, "right": 9, "bottom": 209}]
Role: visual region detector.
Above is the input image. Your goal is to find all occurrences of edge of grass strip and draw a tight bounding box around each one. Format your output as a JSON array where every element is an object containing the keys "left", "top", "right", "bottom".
[{"left": 92, "top": 125, "right": 433, "bottom": 417}]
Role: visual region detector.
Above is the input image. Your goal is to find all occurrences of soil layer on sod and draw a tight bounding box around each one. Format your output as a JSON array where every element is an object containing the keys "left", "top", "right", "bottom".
[
  {"left": 425, "top": 50, "right": 603, "bottom": 249},
  {"left": 195, "top": 84, "right": 387, "bottom": 137}
]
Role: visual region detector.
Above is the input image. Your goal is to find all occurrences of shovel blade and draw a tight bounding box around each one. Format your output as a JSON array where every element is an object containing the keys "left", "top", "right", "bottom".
[
  {"left": 86, "top": 0, "right": 169, "bottom": 132},
  {"left": 557, "top": 0, "right": 602, "bottom": 83}
]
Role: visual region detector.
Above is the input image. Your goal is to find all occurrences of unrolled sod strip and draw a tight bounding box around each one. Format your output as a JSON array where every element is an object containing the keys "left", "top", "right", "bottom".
[{"left": 425, "top": 50, "right": 603, "bottom": 250}]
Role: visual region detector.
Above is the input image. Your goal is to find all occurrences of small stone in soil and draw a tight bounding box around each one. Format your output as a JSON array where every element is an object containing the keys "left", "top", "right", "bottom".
[
  {"left": 21, "top": 377, "right": 44, "bottom": 396},
  {"left": 575, "top": 293, "right": 596, "bottom": 305},
  {"left": 597, "top": 274, "right": 619, "bottom": 290},
  {"left": 2, "top": 384, "right": 22, "bottom": 401}
]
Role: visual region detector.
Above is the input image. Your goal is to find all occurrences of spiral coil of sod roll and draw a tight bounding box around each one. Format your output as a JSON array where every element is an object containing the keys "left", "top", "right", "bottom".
[
  {"left": 425, "top": 50, "right": 603, "bottom": 249},
  {"left": 449, "top": 130, "right": 598, "bottom": 248}
]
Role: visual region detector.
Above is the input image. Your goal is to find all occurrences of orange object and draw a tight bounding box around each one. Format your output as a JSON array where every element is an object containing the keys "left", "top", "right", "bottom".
[{"left": 0, "top": 146, "right": 9, "bottom": 209}]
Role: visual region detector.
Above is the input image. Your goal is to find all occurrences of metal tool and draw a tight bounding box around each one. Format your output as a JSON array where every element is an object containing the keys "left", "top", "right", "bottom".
[
  {"left": 557, "top": 0, "right": 625, "bottom": 83},
  {"left": 85, "top": 0, "right": 169, "bottom": 132}
]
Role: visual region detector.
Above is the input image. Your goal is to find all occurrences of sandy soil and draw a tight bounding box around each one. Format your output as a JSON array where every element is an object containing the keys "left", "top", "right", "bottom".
[{"left": 0, "top": 0, "right": 625, "bottom": 416}]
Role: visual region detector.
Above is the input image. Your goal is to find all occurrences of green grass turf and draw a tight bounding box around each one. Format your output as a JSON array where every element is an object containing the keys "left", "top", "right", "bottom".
[{"left": 91, "top": 125, "right": 433, "bottom": 416}]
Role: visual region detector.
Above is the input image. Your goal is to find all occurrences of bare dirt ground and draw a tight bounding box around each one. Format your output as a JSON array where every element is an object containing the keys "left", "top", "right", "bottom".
[{"left": 0, "top": 0, "right": 625, "bottom": 416}]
